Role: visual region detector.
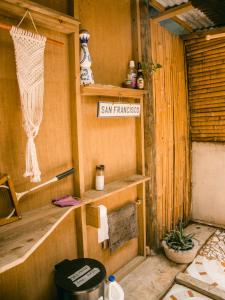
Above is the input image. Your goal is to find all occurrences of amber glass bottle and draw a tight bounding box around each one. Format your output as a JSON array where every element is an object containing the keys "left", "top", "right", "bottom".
[{"left": 136, "top": 62, "right": 144, "bottom": 90}]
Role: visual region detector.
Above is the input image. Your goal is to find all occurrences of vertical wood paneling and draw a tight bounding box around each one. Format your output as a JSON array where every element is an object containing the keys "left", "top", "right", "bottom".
[
  {"left": 185, "top": 34, "right": 225, "bottom": 142},
  {"left": 79, "top": 0, "right": 142, "bottom": 272},
  {"left": 31, "top": 0, "right": 72, "bottom": 15},
  {"left": 0, "top": 3, "right": 78, "bottom": 299},
  {"left": 151, "top": 21, "right": 190, "bottom": 244},
  {"left": 79, "top": 0, "right": 132, "bottom": 86},
  {"left": 0, "top": 26, "right": 74, "bottom": 213}
]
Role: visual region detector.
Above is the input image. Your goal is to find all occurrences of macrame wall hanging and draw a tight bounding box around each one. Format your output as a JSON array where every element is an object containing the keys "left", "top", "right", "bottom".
[{"left": 10, "top": 11, "right": 47, "bottom": 182}]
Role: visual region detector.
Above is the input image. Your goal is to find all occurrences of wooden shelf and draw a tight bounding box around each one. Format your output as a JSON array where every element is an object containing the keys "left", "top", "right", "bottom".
[
  {"left": 0, "top": 0, "right": 79, "bottom": 34},
  {"left": 0, "top": 175, "right": 149, "bottom": 274},
  {"left": 0, "top": 174, "right": 148, "bottom": 274},
  {"left": 0, "top": 204, "right": 82, "bottom": 274},
  {"left": 81, "top": 84, "right": 148, "bottom": 99},
  {"left": 82, "top": 175, "right": 150, "bottom": 204}
]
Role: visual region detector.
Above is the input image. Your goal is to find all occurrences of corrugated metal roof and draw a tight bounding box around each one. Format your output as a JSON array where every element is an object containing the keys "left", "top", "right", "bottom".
[
  {"left": 191, "top": 0, "right": 225, "bottom": 27},
  {"left": 178, "top": 8, "right": 214, "bottom": 30},
  {"left": 157, "top": 0, "right": 188, "bottom": 7},
  {"left": 155, "top": 0, "right": 214, "bottom": 30}
]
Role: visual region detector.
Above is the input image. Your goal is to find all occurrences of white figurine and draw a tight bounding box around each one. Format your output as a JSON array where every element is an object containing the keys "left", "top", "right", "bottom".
[{"left": 79, "top": 29, "right": 94, "bottom": 85}]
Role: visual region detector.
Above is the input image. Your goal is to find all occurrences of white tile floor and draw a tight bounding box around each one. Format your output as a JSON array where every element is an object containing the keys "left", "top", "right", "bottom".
[
  {"left": 186, "top": 229, "right": 225, "bottom": 291},
  {"left": 163, "top": 229, "right": 225, "bottom": 300},
  {"left": 162, "top": 284, "right": 212, "bottom": 300}
]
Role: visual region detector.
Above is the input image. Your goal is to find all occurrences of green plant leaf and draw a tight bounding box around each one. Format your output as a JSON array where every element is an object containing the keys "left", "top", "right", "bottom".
[{"left": 163, "top": 220, "right": 196, "bottom": 251}]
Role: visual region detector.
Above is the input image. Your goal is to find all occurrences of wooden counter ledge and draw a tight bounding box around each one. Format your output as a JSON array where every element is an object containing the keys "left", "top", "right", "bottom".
[
  {"left": 0, "top": 204, "right": 81, "bottom": 274},
  {"left": 0, "top": 174, "right": 149, "bottom": 274}
]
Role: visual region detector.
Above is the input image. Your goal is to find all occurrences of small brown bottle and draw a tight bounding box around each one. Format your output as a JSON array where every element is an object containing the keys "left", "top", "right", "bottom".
[{"left": 136, "top": 62, "right": 144, "bottom": 90}]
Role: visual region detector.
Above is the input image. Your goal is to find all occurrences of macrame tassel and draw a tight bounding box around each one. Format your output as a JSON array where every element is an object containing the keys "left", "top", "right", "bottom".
[
  {"left": 24, "top": 137, "right": 41, "bottom": 182},
  {"left": 22, "top": 85, "right": 43, "bottom": 182},
  {"left": 10, "top": 25, "right": 46, "bottom": 182}
]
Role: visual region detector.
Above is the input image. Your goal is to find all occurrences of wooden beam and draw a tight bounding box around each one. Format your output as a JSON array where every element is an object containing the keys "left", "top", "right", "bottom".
[
  {"left": 183, "top": 25, "right": 225, "bottom": 40},
  {"left": 176, "top": 273, "right": 225, "bottom": 300},
  {"left": 206, "top": 32, "right": 225, "bottom": 41},
  {"left": 0, "top": 0, "right": 79, "bottom": 34},
  {"left": 151, "top": 2, "right": 193, "bottom": 23},
  {"left": 137, "top": 0, "right": 158, "bottom": 250},
  {"left": 149, "top": 0, "right": 193, "bottom": 32},
  {"left": 131, "top": 0, "right": 142, "bottom": 62}
]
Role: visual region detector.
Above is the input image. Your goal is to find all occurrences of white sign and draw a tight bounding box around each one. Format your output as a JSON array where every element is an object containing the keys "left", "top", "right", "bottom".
[
  {"left": 97, "top": 102, "right": 141, "bottom": 118},
  {"left": 67, "top": 265, "right": 91, "bottom": 282},
  {"left": 73, "top": 268, "right": 100, "bottom": 287}
]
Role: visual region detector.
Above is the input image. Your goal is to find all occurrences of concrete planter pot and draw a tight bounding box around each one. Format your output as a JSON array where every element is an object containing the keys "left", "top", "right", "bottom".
[{"left": 162, "top": 240, "right": 198, "bottom": 264}]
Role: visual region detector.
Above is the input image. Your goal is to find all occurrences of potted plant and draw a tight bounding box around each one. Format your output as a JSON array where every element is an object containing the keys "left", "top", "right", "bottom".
[{"left": 162, "top": 221, "right": 198, "bottom": 264}]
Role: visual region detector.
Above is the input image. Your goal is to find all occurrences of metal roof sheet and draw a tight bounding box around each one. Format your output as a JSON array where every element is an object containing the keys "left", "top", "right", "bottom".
[
  {"left": 178, "top": 8, "right": 214, "bottom": 29},
  {"left": 157, "top": 0, "right": 188, "bottom": 7},
  {"left": 154, "top": 0, "right": 214, "bottom": 30},
  {"left": 191, "top": 0, "right": 225, "bottom": 27}
]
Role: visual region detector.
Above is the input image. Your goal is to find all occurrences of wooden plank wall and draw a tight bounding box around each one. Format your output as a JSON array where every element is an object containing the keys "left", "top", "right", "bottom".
[
  {"left": 185, "top": 35, "right": 225, "bottom": 142},
  {"left": 32, "top": 0, "right": 72, "bottom": 15},
  {"left": 0, "top": 1, "right": 78, "bottom": 299},
  {"left": 0, "top": 24, "right": 74, "bottom": 213},
  {"left": 150, "top": 21, "right": 190, "bottom": 244},
  {"left": 79, "top": 0, "right": 132, "bottom": 86},
  {"left": 79, "top": 0, "right": 140, "bottom": 273}
]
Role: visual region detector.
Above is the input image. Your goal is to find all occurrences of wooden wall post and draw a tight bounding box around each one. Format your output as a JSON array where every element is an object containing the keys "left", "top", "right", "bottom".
[
  {"left": 131, "top": 0, "right": 158, "bottom": 249},
  {"left": 69, "top": 1, "right": 88, "bottom": 258}
]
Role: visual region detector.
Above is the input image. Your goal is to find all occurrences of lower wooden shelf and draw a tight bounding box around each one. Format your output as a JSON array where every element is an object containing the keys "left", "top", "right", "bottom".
[
  {"left": 0, "top": 204, "right": 80, "bottom": 274},
  {"left": 0, "top": 174, "right": 149, "bottom": 274}
]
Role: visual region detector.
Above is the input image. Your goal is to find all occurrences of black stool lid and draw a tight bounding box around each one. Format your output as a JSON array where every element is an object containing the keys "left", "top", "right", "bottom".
[{"left": 55, "top": 258, "right": 106, "bottom": 294}]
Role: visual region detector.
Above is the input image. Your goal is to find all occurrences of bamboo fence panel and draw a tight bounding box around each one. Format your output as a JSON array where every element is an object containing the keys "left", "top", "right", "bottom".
[
  {"left": 190, "top": 86, "right": 225, "bottom": 95},
  {"left": 185, "top": 36, "right": 225, "bottom": 141},
  {"left": 188, "top": 63, "right": 225, "bottom": 75},
  {"left": 186, "top": 39, "right": 225, "bottom": 52},
  {"left": 189, "top": 69, "right": 225, "bottom": 79},
  {"left": 187, "top": 47, "right": 225, "bottom": 60},
  {"left": 189, "top": 73, "right": 225, "bottom": 84},
  {"left": 187, "top": 52, "right": 225, "bottom": 63},
  {"left": 190, "top": 81, "right": 225, "bottom": 90},
  {"left": 187, "top": 56, "right": 225, "bottom": 65},
  {"left": 151, "top": 21, "right": 190, "bottom": 244},
  {"left": 186, "top": 42, "right": 225, "bottom": 57}
]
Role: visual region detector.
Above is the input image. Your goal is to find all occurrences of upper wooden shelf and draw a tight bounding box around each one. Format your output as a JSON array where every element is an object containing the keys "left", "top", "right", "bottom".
[
  {"left": 0, "top": 0, "right": 79, "bottom": 34},
  {"left": 81, "top": 84, "right": 148, "bottom": 99},
  {"left": 82, "top": 174, "right": 150, "bottom": 204}
]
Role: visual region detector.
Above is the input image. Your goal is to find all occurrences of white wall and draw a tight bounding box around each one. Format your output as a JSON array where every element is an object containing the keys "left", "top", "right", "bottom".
[{"left": 192, "top": 142, "right": 225, "bottom": 226}]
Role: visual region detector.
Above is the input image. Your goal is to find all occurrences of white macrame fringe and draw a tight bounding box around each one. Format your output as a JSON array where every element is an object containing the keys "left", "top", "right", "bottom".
[
  {"left": 24, "top": 137, "right": 41, "bottom": 182},
  {"left": 10, "top": 26, "right": 46, "bottom": 182}
]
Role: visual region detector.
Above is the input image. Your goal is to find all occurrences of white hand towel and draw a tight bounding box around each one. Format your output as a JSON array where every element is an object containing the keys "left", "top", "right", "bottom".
[{"left": 98, "top": 205, "right": 109, "bottom": 243}]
